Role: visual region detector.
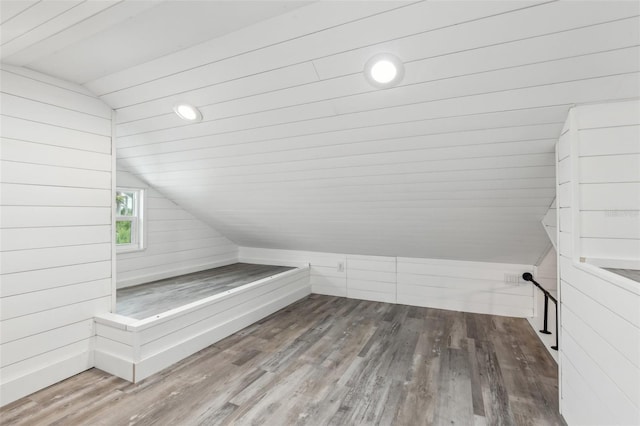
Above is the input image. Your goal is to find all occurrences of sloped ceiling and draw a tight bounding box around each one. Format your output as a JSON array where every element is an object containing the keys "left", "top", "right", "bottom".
[{"left": 2, "top": 1, "right": 639, "bottom": 264}]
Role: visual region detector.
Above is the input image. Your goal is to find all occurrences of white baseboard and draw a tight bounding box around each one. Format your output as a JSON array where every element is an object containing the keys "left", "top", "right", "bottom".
[
  {"left": 94, "top": 350, "right": 134, "bottom": 382},
  {"left": 0, "top": 350, "right": 93, "bottom": 407}
]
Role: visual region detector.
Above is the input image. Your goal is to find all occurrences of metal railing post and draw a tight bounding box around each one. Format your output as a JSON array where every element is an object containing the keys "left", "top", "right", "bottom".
[
  {"left": 540, "top": 293, "right": 551, "bottom": 334},
  {"left": 552, "top": 302, "right": 559, "bottom": 351},
  {"left": 522, "top": 272, "right": 558, "bottom": 351}
]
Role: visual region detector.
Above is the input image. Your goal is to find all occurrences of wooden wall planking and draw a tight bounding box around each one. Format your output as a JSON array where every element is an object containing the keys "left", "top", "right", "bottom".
[
  {"left": 79, "top": 0, "right": 638, "bottom": 267},
  {"left": 557, "top": 100, "right": 640, "bottom": 425},
  {"left": 0, "top": 64, "right": 113, "bottom": 406},
  {"left": 94, "top": 267, "right": 311, "bottom": 383},
  {"left": 541, "top": 199, "right": 557, "bottom": 251},
  {"left": 396, "top": 257, "right": 533, "bottom": 317},
  {"left": 574, "top": 103, "right": 640, "bottom": 268},
  {"left": 239, "top": 247, "right": 534, "bottom": 317},
  {"left": 114, "top": 170, "right": 238, "bottom": 288}
]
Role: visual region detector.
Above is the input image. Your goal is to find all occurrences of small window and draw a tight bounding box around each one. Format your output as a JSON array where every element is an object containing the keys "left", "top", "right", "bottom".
[{"left": 116, "top": 188, "right": 145, "bottom": 252}]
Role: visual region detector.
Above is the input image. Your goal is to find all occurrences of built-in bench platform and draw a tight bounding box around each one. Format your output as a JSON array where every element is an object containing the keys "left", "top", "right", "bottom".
[{"left": 94, "top": 263, "right": 310, "bottom": 383}]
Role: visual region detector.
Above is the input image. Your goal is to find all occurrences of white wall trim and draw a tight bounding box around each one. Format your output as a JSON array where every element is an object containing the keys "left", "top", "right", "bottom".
[{"left": 94, "top": 267, "right": 310, "bottom": 382}]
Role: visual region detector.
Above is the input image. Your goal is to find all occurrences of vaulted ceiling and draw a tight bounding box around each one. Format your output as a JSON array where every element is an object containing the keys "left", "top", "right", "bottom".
[{"left": 2, "top": 0, "right": 639, "bottom": 264}]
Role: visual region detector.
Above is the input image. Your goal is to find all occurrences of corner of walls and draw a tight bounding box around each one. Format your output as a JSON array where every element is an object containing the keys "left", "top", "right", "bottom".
[
  {"left": 238, "top": 247, "right": 535, "bottom": 318},
  {"left": 557, "top": 99, "right": 640, "bottom": 425},
  {"left": 541, "top": 198, "right": 557, "bottom": 251},
  {"left": 0, "top": 64, "right": 113, "bottom": 406},
  {"left": 115, "top": 170, "right": 238, "bottom": 288}
]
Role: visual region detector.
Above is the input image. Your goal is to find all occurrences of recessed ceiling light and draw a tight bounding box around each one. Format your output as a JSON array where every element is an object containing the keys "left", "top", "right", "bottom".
[
  {"left": 364, "top": 53, "right": 404, "bottom": 89},
  {"left": 173, "top": 103, "right": 202, "bottom": 122}
]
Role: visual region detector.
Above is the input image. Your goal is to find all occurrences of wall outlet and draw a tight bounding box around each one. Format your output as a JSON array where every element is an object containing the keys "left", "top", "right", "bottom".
[
  {"left": 504, "top": 273, "right": 521, "bottom": 285},
  {"left": 337, "top": 261, "right": 345, "bottom": 272}
]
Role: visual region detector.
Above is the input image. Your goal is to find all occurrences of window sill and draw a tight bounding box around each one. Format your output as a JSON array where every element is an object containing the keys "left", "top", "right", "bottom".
[{"left": 117, "top": 245, "right": 146, "bottom": 254}]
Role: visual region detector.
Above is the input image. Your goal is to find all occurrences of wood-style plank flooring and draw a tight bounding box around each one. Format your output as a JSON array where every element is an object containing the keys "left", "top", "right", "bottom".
[
  {"left": 116, "top": 263, "right": 293, "bottom": 319},
  {"left": 1, "top": 295, "right": 563, "bottom": 425}
]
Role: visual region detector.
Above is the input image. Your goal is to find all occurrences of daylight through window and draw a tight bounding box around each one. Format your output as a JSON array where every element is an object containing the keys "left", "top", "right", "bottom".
[{"left": 116, "top": 188, "right": 144, "bottom": 252}]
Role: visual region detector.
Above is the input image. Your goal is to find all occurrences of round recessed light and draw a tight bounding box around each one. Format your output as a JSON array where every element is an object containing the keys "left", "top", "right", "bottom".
[
  {"left": 364, "top": 53, "right": 404, "bottom": 89},
  {"left": 173, "top": 103, "right": 202, "bottom": 122}
]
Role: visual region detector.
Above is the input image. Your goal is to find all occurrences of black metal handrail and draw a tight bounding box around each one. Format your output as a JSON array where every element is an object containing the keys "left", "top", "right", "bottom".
[{"left": 522, "top": 272, "right": 558, "bottom": 351}]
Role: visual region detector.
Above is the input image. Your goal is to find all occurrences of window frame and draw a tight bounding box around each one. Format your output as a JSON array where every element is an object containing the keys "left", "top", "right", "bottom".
[{"left": 116, "top": 187, "right": 146, "bottom": 253}]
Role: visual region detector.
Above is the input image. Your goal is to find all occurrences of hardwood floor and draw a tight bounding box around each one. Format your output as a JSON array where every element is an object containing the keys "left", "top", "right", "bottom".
[
  {"left": 116, "top": 263, "right": 293, "bottom": 319},
  {"left": 1, "top": 295, "right": 563, "bottom": 425}
]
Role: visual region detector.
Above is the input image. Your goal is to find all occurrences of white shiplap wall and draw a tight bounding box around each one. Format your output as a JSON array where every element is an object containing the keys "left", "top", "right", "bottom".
[
  {"left": 396, "top": 257, "right": 533, "bottom": 317},
  {"left": 0, "top": 64, "right": 113, "bottom": 406},
  {"left": 575, "top": 101, "right": 640, "bottom": 269},
  {"left": 239, "top": 247, "right": 534, "bottom": 317},
  {"left": 107, "top": 0, "right": 638, "bottom": 265},
  {"left": 557, "top": 100, "right": 640, "bottom": 425},
  {"left": 2, "top": 1, "right": 635, "bottom": 265},
  {"left": 115, "top": 170, "right": 237, "bottom": 288}
]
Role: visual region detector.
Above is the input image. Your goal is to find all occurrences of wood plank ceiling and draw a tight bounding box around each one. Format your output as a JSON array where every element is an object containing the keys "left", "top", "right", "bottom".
[{"left": 2, "top": 0, "right": 639, "bottom": 264}]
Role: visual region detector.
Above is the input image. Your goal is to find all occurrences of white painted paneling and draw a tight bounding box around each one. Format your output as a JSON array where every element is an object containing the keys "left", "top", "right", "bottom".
[
  {"left": 575, "top": 99, "right": 640, "bottom": 129},
  {"left": 0, "top": 1, "right": 120, "bottom": 61},
  {"left": 0, "top": 115, "right": 110, "bottom": 153},
  {"left": 1, "top": 261, "right": 111, "bottom": 298},
  {"left": 0, "top": 162, "right": 110, "bottom": 189},
  {"left": 397, "top": 257, "right": 533, "bottom": 317},
  {"left": 0, "top": 67, "right": 112, "bottom": 406},
  {"left": 581, "top": 239, "right": 640, "bottom": 262},
  {"left": 557, "top": 101, "right": 640, "bottom": 425},
  {"left": 1, "top": 1, "right": 635, "bottom": 265},
  {"left": 1, "top": 319, "right": 94, "bottom": 368},
  {"left": 94, "top": 267, "right": 310, "bottom": 382},
  {"left": 138, "top": 270, "right": 307, "bottom": 357},
  {"left": 1, "top": 206, "right": 111, "bottom": 228},
  {"left": 580, "top": 154, "right": 640, "bottom": 183},
  {"left": 0, "top": 183, "right": 110, "bottom": 207},
  {"left": 1, "top": 297, "right": 110, "bottom": 344},
  {"left": 115, "top": 170, "right": 238, "bottom": 288},
  {"left": 0, "top": 349, "right": 93, "bottom": 408},
  {"left": 581, "top": 211, "right": 640, "bottom": 239},
  {"left": 579, "top": 125, "right": 640, "bottom": 157},
  {"left": 0, "top": 68, "right": 110, "bottom": 118},
  {"left": 0, "top": 1, "right": 39, "bottom": 25},
  {"left": 580, "top": 183, "right": 640, "bottom": 211},
  {"left": 1, "top": 138, "right": 111, "bottom": 170},
  {"left": 2, "top": 243, "right": 111, "bottom": 275},
  {"left": 238, "top": 246, "right": 343, "bottom": 296},
  {"left": 346, "top": 255, "right": 396, "bottom": 303},
  {"left": 0, "top": 225, "right": 111, "bottom": 251},
  {"left": 541, "top": 199, "right": 557, "bottom": 250},
  {"left": 1, "top": 93, "right": 110, "bottom": 135},
  {"left": 576, "top": 101, "right": 640, "bottom": 266},
  {"left": 239, "top": 247, "right": 534, "bottom": 317},
  {"left": 0, "top": 1, "right": 83, "bottom": 48},
  {"left": 313, "top": 2, "right": 640, "bottom": 79},
  {"left": 558, "top": 157, "right": 572, "bottom": 185}
]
